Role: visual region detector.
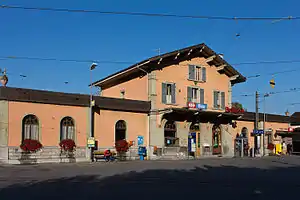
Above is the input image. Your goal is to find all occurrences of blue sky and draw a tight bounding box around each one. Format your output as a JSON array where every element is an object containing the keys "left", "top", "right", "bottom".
[{"left": 1, "top": 0, "right": 300, "bottom": 114}]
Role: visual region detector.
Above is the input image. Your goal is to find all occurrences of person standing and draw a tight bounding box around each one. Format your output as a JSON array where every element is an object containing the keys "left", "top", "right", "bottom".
[{"left": 282, "top": 141, "right": 287, "bottom": 155}]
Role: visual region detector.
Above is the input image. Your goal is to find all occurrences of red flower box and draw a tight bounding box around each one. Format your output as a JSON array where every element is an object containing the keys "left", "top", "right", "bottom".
[
  {"left": 115, "top": 140, "right": 129, "bottom": 153},
  {"left": 20, "top": 139, "right": 43, "bottom": 153},
  {"left": 59, "top": 139, "right": 76, "bottom": 152},
  {"left": 267, "top": 143, "right": 275, "bottom": 150}
]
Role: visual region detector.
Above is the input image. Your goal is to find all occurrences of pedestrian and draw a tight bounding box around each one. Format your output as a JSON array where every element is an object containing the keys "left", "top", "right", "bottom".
[
  {"left": 287, "top": 143, "right": 292, "bottom": 155},
  {"left": 282, "top": 141, "right": 287, "bottom": 155}
]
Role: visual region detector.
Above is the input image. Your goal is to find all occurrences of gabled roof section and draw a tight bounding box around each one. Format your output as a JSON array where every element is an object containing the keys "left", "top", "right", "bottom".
[{"left": 91, "top": 43, "right": 246, "bottom": 90}]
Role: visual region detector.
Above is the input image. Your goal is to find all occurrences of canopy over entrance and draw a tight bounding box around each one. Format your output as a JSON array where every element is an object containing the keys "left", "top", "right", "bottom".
[{"left": 161, "top": 108, "right": 243, "bottom": 124}]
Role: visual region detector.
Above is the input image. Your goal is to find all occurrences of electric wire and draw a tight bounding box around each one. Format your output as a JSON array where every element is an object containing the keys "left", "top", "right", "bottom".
[
  {"left": 0, "top": 5, "right": 298, "bottom": 21},
  {"left": 233, "top": 87, "right": 300, "bottom": 98}
]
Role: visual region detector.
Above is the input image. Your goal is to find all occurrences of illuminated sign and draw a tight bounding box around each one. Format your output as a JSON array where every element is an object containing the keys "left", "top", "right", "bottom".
[
  {"left": 187, "top": 102, "right": 207, "bottom": 110},
  {"left": 225, "top": 106, "right": 245, "bottom": 114}
]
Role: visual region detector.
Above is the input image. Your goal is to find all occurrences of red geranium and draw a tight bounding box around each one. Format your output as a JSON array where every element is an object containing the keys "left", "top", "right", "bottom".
[
  {"left": 267, "top": 143, "right": 275, "bottom": 150},
  {"left": 115, "top": 140, "right": 129, "bottom": 153},
  {"left": 20, "top": 139, "right": 43, "bottom": 153},
  {"left": 59, "top": 139, "right": 76, "bottom": 152}
]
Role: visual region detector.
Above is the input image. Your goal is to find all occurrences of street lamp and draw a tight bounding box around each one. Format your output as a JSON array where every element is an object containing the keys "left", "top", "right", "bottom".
[
  {"left": 262, "top": 93, "right": 270, "bottom": 156},
  {"left": 89, "top": 63, "right": 97, "bottom": 161}
]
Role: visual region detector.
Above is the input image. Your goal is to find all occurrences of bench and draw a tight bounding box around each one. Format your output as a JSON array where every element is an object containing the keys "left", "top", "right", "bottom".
[{"left": 93, "top": 151, "right": 117, "bottom": 162}]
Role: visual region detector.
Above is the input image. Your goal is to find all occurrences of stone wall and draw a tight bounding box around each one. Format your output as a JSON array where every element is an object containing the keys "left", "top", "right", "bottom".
[{"left": 6, "top": 146, "right": 87, "bottom": 164}]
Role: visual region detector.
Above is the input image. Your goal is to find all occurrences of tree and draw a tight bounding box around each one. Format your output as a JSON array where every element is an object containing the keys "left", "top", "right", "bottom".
[{"left": 232, "top": 102, "right": 243, "bottom": 109}]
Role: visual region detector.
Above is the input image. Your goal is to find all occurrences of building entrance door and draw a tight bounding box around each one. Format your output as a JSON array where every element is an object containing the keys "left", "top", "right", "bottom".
[{"left": 189, "top": 123, "right": 200, "bottom": 157}]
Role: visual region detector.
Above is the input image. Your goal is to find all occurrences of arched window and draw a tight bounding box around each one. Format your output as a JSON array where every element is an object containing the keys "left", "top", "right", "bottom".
[
  {"left": 60, "top": 117, "right": 75, "bottom": 141},
  {"left": 241, "top": 127, "right": 248, "bottom": 138},
  {"left": 115, "top": 120, "right": 126, "bottom": 142},
  {"left": 190, "top": 122, "right": 200, "bottom": 131},
  {"left": 22, "top": 114, "right": 39, "bottom": 141}
]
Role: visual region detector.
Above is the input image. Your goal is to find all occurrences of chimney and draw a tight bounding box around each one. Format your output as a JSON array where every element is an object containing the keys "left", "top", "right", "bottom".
[{"left": 218, "top": 53, "right": 224, "bottom": 59}]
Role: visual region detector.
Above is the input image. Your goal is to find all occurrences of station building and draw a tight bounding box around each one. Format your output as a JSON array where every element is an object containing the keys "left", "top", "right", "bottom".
[{"left": 0, "top": 43, "right": 295, "bottom": 164}]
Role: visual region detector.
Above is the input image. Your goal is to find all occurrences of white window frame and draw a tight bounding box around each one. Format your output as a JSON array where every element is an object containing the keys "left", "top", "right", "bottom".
[
  {"left": 166, "top": 83, "right": 172, "bottom": 104},
  {"left": 191, "top": 87, "right": 199, "bottom": 103},
  {"left": 195, "top": 66, "right": 202, "bottom": 82},
  {"left": 189, "top": 65, "right": 206, "bottom": 82},
  {"left": 214, "top": 90, "right": 221, "bottom": 109}
]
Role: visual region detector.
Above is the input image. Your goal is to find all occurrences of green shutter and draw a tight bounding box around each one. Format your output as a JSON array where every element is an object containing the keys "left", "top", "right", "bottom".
[
  {"left": 202, "top": 67, "right": 206, "bottom": 82},
  {"left": 171, "top": 84, "right": 176, "bottom": 104},
  {"left": 213, "top": 91, "right": 218, "bottom": 108},
  {"left": 221, "top": 92, "right": 225, "bottom": 109},
  {"left": 187, "top": 87, "right": 192, "bottom": 102},
  {"left": 162, "top": 83, "right": 167, "bottom": 104},
  {"left": 189, "top": 65, "right": 195, "bottom": 80},
  {"left": 200, "top": 89, "right": 204, "bottom": 104}
]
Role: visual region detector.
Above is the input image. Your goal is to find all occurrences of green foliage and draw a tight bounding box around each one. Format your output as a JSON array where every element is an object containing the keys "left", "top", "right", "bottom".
[{"left": 232, "top": 102, "right": 243, "bottom": 109}]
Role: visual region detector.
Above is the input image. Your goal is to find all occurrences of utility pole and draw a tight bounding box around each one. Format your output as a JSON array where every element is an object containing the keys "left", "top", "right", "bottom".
[
  {"left": 254, "top": 91, "right": 259, "bottom": 157},
  {"left": 89, "top": 63, "right": 97, "bottom": 162}
]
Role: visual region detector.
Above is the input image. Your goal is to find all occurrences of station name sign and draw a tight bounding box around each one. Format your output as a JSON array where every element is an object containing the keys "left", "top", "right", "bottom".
[
  {"left": 187, "top": 102, "right": 207, "bottom": 110},
  {"left": 225, "top": 106, "right": 245, "bottom": 114}
]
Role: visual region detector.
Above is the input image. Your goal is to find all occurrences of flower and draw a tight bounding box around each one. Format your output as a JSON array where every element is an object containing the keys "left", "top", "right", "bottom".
[
  {"left": 115, "top": 140, "right": 129, "bottom": 153},
  {"left": 267, "top": 143, "right": 275, "bottom": 150},
  {"left": 20, "top": 139, "right": 43, "bottom": 153},
  {"left": 59, "top": 139, "right": 76, "bottom": 152}
]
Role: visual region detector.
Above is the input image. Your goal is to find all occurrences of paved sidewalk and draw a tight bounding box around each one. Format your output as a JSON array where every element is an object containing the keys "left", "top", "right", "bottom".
[{"left": 1, "top": 156, "right": 300, "bottom": 199}]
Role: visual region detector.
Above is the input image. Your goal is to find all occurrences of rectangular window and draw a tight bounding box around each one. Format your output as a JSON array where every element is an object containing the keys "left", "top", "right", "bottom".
[
  {"left": 188, "top": 65, "right": 206, "bottom": 82},
  {"left": 162, "top": 83, "right": 176, "bottom": 104},
  {"left": 187, "top": 87, "right": 204, "bottom": 104},
  {"left": 192, "top": 88, "right": 198, "bottom": 103},
  {"left": 213, "top": 91, "right": 225, "bottom": 109}
]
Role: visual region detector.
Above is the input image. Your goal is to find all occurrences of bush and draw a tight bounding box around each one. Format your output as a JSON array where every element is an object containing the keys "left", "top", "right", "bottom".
[
  {"left": 20, "top": 139, "right": 43, "bottom": 153},
  {"left": 267, "top": 143, "right": 275, "bottom": 150},
  {"left": 59, "top": 139, "right": 76, "bottom": 152},
  {"left": 115, "top": 140, "right": 129, "bottom": 153}
]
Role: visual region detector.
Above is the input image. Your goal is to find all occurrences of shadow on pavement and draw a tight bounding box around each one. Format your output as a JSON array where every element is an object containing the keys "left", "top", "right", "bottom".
[{"left": 0, "top": 163, "right": 300, "bottom": 199}]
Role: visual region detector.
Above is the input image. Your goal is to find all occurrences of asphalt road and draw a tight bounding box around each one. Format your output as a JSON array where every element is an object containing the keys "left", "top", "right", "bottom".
[{"left": 1, "top": 156, "right": 300, "bottom": 199}]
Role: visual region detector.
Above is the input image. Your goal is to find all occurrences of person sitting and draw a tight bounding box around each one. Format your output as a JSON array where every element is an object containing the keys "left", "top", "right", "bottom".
[{"left": 104, "top": 149, "right": 112, "bottom": 162}]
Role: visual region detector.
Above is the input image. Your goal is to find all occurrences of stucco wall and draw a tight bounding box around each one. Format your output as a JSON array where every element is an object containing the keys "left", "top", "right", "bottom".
[
  {"left": 0, "top": 101, "right": 8, "bottom": 146},
  {"left": 155, "top": 57, "right": 230, "bottom": 110},
  {"left": 94, "top": 110, "right": 148, "bottom": 148},
  {"left": 101, "top": 75, "right": 148, "bottom": 101},
  {"left": 8, "top": 101, "right": 88, "bottom": 147},
  {"left": 235, "top": 120, "right": 289, "bottom": 149}
]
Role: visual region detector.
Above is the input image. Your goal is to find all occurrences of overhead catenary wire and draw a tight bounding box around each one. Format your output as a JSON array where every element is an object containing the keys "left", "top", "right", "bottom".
[
  {"left": 2, "top": 55, "right": 300, "bottom": 66},
  {"left": 0, "top": 5, "right": 299, "bottom": 21},
  {"left": 2, "top": 55, "right": 300, "bottom": 82},
  {"left": 233, "top": 87, "right": 300, "bottom": 98}
]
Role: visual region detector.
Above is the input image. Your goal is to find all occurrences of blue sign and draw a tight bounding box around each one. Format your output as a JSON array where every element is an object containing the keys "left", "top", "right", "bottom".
[
  {"left": 196, "top": 103, "right": 207, "bottom": 110},
  {"left": 137, "top": 136, "right": 144, "bottom": 145},
  {"left": 253, "top": 129, "right": 264, "bottom": 135}
]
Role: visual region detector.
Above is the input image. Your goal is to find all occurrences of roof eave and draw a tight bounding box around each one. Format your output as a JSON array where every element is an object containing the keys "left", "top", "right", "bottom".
[{"left": 92, "top": 43, "right": 246, "bottom": 88}]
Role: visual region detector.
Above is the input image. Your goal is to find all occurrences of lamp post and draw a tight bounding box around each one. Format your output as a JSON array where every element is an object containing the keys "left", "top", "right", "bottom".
[
  {"left": 89, "top": 63, "right": 97, "bottom": 161},
  {"left": 262, "top": 93, "right": 270, "bottom": 156}
]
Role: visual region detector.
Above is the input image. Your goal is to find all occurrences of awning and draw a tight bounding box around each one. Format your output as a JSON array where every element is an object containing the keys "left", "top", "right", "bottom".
[
  {"left": 275, "top": 130, "right": 298, "bottom": 137},
  {"left": 161, "top": 107, "right": 243, "bottom": 124}
]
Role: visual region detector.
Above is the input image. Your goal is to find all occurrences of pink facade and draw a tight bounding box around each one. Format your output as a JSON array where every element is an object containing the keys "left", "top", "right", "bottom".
[
  {"left": 8, "top": 101, "right": 88, "bottom": 147},
  {"left": 155, "top": 58, "right": 230, "bottom": 110},
  {"left": 101, "top": 75, "right": 148, "bottom": 101},
  {"left": 94, "top": 110, "right": 148, "bottom": 147}
]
